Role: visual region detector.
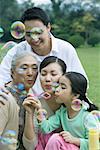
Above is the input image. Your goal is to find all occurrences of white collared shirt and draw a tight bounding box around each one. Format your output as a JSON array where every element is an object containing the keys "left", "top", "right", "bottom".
[{"left": 0, "top": 34, "right": 88, "bottom": 94}]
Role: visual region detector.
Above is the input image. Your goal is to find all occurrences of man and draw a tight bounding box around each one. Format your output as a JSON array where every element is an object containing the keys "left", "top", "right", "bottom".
[{"left": 0, "top": 7, "right": 88, "bottom": 94}]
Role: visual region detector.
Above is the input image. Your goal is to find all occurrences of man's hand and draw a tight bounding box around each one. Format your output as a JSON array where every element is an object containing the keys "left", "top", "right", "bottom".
[{"left": 0, "top": 87, "right": 10, "bottom": 106}]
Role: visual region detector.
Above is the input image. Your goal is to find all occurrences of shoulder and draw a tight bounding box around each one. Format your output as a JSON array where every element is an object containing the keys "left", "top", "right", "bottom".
[
  {"left": 0, "top": 92, "right": 19, "bottom": 110},
  {"left": 56, "top": 105, "right": 66, "bottom": 114},
  {"left": 52, "top": 35, "right": 76, "bottom": 51},
  {"left": 7, "top": 41, "right": 30, "bottom": 55}
]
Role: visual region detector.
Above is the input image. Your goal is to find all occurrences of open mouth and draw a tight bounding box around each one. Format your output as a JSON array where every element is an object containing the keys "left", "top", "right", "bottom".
[
  {"left": 45, "top": 85, "right": 52, "bottom": 90},
  {"left": 27, "top": 80, "right": 34, "bottom": 84}
]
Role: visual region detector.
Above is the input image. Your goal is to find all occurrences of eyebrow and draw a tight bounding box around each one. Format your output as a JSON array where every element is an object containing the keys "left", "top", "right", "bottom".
[
  {"left": 20, "top": 64, "right": 38, "bottom": 67},
  {"left": 60, "top": 82, "right": 66, "bottom": 87}
]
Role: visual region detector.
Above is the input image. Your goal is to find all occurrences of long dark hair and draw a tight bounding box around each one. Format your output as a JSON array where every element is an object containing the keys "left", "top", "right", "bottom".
[
  {"left": 39, "top": 56, "right": 67, "bottom": 74},
  {"left": 64, "top": 72, "right": 98, "bottom": 112}
]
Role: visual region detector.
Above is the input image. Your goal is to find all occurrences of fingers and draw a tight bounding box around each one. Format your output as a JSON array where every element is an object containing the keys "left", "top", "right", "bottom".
[
  {"left": 23, "top": 98, "right": 41, "bottom": 109},
  {"left": 0, "top": 91, "right": 9, "bottom": 101},
  {"left": 59, "top": 131, "right": 74, "bottom": 143},
  {"left": 0, "top": 100, "right": 5, "bottom": 107},
  {"left": 60, "top": 131, "right": 70, "bottom": 136},
  {"left": 0, "top": 86, "right": 9, "bottom": 94}
]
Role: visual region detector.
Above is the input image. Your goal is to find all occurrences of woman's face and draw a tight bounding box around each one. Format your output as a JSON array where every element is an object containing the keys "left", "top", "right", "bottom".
[
  {"left": 12, "top": 55, "right": 38, "bottom": 91},
  {"left": 40, "top": 62, "right": 63, "bottom": 94}
]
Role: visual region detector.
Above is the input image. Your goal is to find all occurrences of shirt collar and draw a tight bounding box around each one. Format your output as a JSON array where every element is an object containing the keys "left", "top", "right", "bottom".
[{"left": 50, "top": 34, "right": 59, "bottom": 54}]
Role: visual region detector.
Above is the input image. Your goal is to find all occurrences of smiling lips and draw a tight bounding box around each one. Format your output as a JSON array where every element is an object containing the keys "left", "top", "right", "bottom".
[{"left": 31, "top": 39, "right": 41, "bottom": 46}]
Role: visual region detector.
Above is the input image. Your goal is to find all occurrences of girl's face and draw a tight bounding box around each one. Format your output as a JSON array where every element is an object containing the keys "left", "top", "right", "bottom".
[
  {"left": 55, "top": 75, "right": 74, "bottom": 106},
  {"left": 12, "top": 55, "right": 38, "bottom": 91},
  {"left": 40, "top": 62, "right": 63, "bottom": 94}
]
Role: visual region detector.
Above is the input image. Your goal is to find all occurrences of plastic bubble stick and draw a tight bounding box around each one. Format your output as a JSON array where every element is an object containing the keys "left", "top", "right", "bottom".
[{"left": 28, "top": 92, "right": 51, "bottom": 100}]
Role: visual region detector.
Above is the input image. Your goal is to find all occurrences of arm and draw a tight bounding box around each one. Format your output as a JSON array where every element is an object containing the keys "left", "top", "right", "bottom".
[
  {"left": 22, "top": 96, "right": 41, "bottom": 150},
  {"left": 0, "top": 96, "right": 9, "bottom": 136},
  {"left": 38, "top": 107, "right": 62, "bottom": 134},
  {"left": 0, "top": 47, "right": 17, "bottom": 86},
  {"left": 23, "top": 112, "right": 38, "bottom": 150}
]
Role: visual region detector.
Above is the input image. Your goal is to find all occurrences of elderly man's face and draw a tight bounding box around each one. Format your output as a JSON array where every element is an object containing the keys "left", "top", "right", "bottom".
[{"left": 12, "top": 55, "right": 38, "bottom": 91}]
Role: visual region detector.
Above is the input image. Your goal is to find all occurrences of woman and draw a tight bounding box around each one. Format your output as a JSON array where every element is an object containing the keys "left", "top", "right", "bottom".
[
  {"left": 23, "top": 56, "right": 67, "bottom": 150},
  {"left": 0, "top": 51, "right": 38, "bottom": 150}
]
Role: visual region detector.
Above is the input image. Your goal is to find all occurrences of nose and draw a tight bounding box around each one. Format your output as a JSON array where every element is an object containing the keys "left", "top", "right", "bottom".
[
  {"left": 55, "top": 86, "right": 61, "bottom": 94},
  {"left": 27, "top": 68, "right": 33, "bottom": 76},
  {"left": 45, "top": 74, "right": 51, "bottom": 82}
]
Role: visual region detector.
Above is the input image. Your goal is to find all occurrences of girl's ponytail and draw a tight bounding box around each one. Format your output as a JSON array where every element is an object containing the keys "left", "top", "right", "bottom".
[{"left": 84, "top": 96, "right": 98, "bottom": 112}]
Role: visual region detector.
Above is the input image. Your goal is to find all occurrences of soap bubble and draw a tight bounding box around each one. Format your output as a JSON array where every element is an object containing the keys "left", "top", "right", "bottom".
[
  {"left": 16, "top": 68, "right": 25, "bottom": 74},
  {"left": 17, "top": 83, "right": 25, "bottom": 91},
  {"left": 4, "top": 130, "right": 16, "bottom": 139},
  {"left": 0, "top": 41, "right": 17, "bottom": 61},
  {"left": 91, "top": 110, "right": 100, "bottom": 122},
  {"left": 10, "top": 21, "right": 25, "bottom": 39},
  {"left": 0, "top": 27, "right": 4, "bottom": 38},
  {"left": 71, "top": 99, "right": 82, "bottom": 111},
  {"left": 0, "top": 130, "right": 17, "bottom": 145},
  {"left": 29, "top": 27, "right": 43, "bottom": 41},
  {"left": 52, "top": 82, "right": 59, "bottom": 92},
  {"left": 1, "top": 41, "right": 17, "bottom": 51}
]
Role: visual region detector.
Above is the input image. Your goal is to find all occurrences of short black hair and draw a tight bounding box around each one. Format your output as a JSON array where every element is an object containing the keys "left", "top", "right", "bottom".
[
  {"left": 21, "top": 7, "right": 50, "bottom": 26},
  {"left": 39, "top": 56, "right": 67, "bottom": 74}
]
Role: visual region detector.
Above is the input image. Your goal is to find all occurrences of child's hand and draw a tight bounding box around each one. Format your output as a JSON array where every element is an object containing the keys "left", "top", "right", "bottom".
[
  {"left": 59, "top": 131, "right": 80, "bottom": 146},
  {"left": 23, "top": 96, "right": 41, "bottom": 114}
]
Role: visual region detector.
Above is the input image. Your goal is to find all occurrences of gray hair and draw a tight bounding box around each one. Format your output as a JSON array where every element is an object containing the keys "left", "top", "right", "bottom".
[{"left": 11, "top": 51, "right": 37, "bottom": 71}]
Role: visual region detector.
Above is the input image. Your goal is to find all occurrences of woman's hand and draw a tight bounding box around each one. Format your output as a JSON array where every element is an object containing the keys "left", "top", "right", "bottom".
[
  {"left": 23, "top": 96, "right": 42, "bottom": 114},
  {"left": 59, "top": 131, "right": 80, "bottom": 146}
]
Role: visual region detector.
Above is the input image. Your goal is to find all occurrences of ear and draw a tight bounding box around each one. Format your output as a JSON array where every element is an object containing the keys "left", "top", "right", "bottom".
[{"left": 47, "top": 23, "right": 51, "bottom": 31}]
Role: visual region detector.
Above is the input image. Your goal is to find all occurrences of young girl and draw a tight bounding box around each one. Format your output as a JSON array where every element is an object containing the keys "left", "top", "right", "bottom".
[{"left": 37, "top": 72, "right": 99, "bottom": 150}]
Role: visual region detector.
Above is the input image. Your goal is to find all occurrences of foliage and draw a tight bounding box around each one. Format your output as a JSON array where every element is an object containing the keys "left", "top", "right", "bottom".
[
  {"left": 0, "top": 0, "right": 21, "bottom": 41},
  {"left": 68, "top": 34, "right": 84, "bottom": 48},
  {"left": 87, "top": 33, "right": 100, "bottom": 47}
]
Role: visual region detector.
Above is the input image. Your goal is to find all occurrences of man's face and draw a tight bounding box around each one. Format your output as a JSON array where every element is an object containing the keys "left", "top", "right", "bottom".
[
  {"left": 24, "top": 20, "right": 51, "bottom": 55},
  {"left": 12, "top": 55, "right": 38, "bottom": 91}
]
